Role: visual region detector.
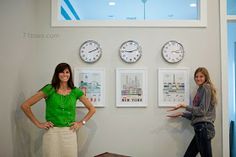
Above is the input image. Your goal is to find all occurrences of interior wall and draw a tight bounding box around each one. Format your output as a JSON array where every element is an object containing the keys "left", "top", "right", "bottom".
[
  {"left": 0, "top": 0, "right": 37, "bottom": 156},
  {"left": 0, "top": 0, "right": 222, "bottom": 157}
]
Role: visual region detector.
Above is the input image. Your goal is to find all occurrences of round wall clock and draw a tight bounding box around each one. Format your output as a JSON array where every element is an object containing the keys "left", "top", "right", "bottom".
[
  {"left": 79, "top": 40, "right": 102, "bottom": 63},
  {"left": 119, "top": 40, "right": 142, "bottom": 63},
  {"left": 161, "top": 40, "right": 184, "bottom": 63}
]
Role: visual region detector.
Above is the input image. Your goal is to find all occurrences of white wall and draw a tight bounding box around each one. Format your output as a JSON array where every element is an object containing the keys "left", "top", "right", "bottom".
[
  {"left": 0, "top": 0, "right": 37, "bottom": 156},
  {"left": 0, "top": 0, "right": 223, "bottom": 157}
]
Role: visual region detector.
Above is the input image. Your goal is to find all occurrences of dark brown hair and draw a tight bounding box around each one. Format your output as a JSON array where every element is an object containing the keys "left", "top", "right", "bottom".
[
  {"left": 194, "top": 67, "right": 217, "bottom": 105},
  {"left": 51, "top": 63, "right": 75, "bottom": 90}
]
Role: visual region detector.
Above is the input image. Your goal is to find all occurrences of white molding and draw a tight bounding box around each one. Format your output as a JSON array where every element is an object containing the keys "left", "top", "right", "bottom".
[
  {"left": 199, "top": 0, "right": 207, "bottom": 27},
  {"left": 51, "top": 0, "right": 59, "bottom": 27},
  {"left": 227, "top": 15, "right": 236, "bottom": 21},
  {"left": 51, "top": 0, "right": 207, "bottom": 27},
  {"left": 220, "top": 0, "right": 229, "bottom": 156}
]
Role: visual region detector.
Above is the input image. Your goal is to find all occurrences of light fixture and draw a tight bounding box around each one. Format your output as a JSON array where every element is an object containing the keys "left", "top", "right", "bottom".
[
  {"left": 190, "top": 3, "right": 197, "bottom": 7},
  {"left": 109, "top": 2, "right": 116, "bottom": 6}
]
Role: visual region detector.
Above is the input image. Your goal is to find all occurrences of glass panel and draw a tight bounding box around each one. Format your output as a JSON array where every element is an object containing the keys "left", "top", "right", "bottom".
[
  {"left": 228, "top": 22, "right": 236, "bottom": 120},
  {"left": 59, "top": 0, "right": 200, "bottom": 21},
  {"left": 227, "top": 21, "right": 236, "bottom": 157},
  {"left": 227, "top": 0, "right": 236, "bottom": 15}
]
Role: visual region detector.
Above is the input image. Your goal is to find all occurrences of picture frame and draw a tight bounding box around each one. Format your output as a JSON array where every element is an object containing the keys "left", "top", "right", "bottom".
[
  {"left": 158, "top": 68, "right": 189, "bottom": 107},
  {"left": 74, "top": 68, "right": 105, "bottom": 107},
  {"left": 116, "top": 68, "right": 147, "bottom": 107}
]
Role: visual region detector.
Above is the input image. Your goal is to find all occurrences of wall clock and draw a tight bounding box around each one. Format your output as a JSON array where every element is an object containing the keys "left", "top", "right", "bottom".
[
  {"left": 161, "top": 40, "right": 184, "bottom": 63},
  {"left": 79, "top": 40, "right": 102, "bottom": 63},
  {"left": 119, "top": 40, "right": 142, "bottom": 63}
]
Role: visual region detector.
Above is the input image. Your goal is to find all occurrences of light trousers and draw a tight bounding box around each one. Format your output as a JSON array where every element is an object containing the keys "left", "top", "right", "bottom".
[{"left": 42, "top": 127, "right": 78, "bottom": 157}]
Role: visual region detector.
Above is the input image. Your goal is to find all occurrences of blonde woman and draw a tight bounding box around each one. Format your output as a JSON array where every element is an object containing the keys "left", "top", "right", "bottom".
[
  {"left": 21, "top": 63, "right": 96, "bottom": 157},
  {"left": 167, "top": 67, "right": 217, "bottom": 157}
]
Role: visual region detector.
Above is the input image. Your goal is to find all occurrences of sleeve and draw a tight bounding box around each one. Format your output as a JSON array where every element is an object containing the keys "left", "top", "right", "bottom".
[
  {"left": 185, "top": 84, "right": 212, "bottom": 117},
  {"left": 40, "top": 84, "right": 54, "bottom": 97},
  {"left": 74, "top": 87, "right": 84, "bottom": 99},
  {"left": 182, "top": 111, "right": 192, "bottom": 120}
]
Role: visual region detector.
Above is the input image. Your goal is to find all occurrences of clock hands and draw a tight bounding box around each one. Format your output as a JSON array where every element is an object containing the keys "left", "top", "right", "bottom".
[
  {"left": 124, "top": 48, "right": 139, "bottom": 53},
  {"left": 171, "top": 48, "right": 183, "bottom": 54},
  {"left": 171, "top": 50, "right": 181, "bottom": 54},
  {"left": 88, "top": 47, "right": 99, "bottom": 53}
]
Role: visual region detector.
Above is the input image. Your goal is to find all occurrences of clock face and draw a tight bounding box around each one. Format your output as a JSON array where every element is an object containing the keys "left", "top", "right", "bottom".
[
  {"left": 119, "top": 40, "right": 142, "bottom": 63},
  {"left": 161, "top": 40, "right": 184, "bottom": 63},
  {"left": 79, "top": 40, "right": 102, "bottom": 63}
]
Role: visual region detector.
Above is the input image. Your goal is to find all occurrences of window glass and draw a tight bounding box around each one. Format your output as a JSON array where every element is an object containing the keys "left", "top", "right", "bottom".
[
  {"left": 227, "top": 21, "right": 236, "bottom": 123},
  {"left": 60, "top": 0, "right": 200, "bottom": 21},
  {"left": 227, "top": 0, "right": 236, "bottom": 15}
]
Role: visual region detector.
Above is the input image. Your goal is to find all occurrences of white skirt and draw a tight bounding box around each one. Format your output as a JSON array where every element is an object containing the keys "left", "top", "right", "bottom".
[{"left": 42, "top": 127, "right": 78, "bottom": 157}]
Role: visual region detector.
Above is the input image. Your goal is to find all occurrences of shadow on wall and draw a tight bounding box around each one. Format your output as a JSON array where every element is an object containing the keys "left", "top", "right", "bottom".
[
  {"left": 11, "top": 92, "right": 44, "bottom": 157},
  {"left": 151, "top": 117, "right": 192, "bottom": 157},
  {"left": 76, "top": 109, "right": 98, "bottom": 157}
]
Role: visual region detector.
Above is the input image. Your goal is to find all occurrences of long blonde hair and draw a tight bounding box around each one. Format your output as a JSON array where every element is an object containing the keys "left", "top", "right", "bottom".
[{"left": 194, "top": 67, "right": 217, "bottom": 105}]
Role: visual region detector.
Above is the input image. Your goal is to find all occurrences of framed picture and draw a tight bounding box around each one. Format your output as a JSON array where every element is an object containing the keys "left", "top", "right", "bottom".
[
  {"left": 116, "top": 68, "right": 147, "bottom": 107},
  {"left": 74, "top": 68, "right": 105, "bottom": 107},
  {"left": 158, "top": 68, "right": 189, "bottom": 107}
]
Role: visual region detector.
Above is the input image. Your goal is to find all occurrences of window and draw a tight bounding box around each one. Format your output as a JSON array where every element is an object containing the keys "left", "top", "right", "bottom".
[
  {"left": 227, "top": 22, "right": 236, "bottom": 121},
  {"left": 51, "top": 0, "right": 207, "bottom": 27},
  {"left": 221, "top": 0, "right": 236, "bottom": 156},
  {"left": 227, "top": 0, "right": 236, "bottom": 15}
]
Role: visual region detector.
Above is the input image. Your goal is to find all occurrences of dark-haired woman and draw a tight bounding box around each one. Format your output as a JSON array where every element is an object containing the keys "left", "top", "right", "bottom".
[
  {"left": 21, "top": 63, "right": 96, "bottom": 157},
  {"left": 167, "top": 67, "right": 217, "bottom": 157}
]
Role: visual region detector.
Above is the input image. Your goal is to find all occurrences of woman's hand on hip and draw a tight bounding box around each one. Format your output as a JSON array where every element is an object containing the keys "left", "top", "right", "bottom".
[
  {"left": 70, "top": 122, "right": 83, "bottom": 132},
  {"left": 37, "top": 121, "right": 54, "bottom": 130}
]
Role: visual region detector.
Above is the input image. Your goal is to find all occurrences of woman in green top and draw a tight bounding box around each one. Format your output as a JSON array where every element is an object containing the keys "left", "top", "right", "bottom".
[{"left": 21, "top": 63, "right": 96, "bottom": 157}]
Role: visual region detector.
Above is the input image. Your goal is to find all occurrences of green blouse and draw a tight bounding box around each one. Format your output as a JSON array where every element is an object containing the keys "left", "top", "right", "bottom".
[{"left": 41, "top": 84, "right": 84, "bottom": 127}]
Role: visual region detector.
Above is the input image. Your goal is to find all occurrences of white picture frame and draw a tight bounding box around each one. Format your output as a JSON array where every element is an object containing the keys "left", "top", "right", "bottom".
[
  {"left": 158, "top": 68, "right": 189, "bottom": 107},
  {"left": 74, "top": 68, "right": 105, "bottom": 107},
  {"left": 116, "top": 68, "right": 148, "bottom": 107}
]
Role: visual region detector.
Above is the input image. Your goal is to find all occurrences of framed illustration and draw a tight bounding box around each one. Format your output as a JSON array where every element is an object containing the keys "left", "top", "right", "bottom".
[
  {"left": 74, "top": 68, "right": 105, "bottom": 107},
  {"left": 116, "top": 68, "right": 147, "bottom": 107},
  {"left": 158, "top": 68, "right": 189, "bottom": 107}
]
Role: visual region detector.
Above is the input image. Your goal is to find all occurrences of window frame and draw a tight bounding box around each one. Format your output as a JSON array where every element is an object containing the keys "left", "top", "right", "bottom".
[{"left": 51, "top": 0, "right": 207, "bottom": 27}]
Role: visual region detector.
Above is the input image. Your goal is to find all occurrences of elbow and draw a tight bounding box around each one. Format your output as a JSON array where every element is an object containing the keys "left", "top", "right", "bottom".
[
  {"left": 92, "top": 107, "right": 96, "bottom": 114},
  {"left": 90, "top": 106, "right": 96, "bottom": 114},
  {"left": 21, "top": 103, "right": 29, "bottom": 112},
  {"left": 21, "top": 104, "right": 25, "bottom": 111}
]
